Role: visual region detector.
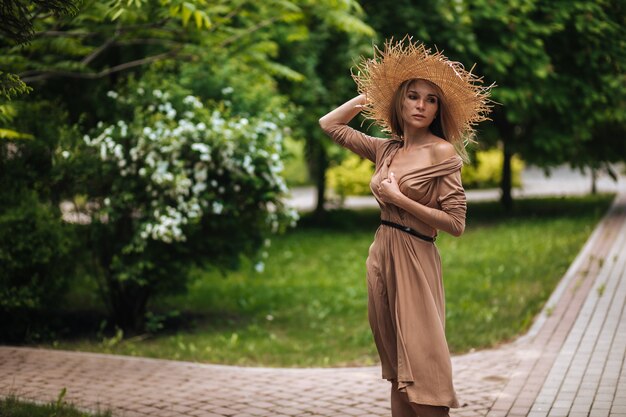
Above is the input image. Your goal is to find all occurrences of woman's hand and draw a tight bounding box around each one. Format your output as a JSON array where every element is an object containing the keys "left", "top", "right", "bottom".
[{"left": 378, "top": 172, "right": 404, "bottom": 205}]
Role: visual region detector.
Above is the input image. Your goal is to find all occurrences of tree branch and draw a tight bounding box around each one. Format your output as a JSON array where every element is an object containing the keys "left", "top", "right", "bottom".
[
  {"left": 35, "top": 17, "right": 174, "bottom": 39},
  {"left": 117, "top": 18, "right": 172, "bottom": 33},
  {"left": 219, "top": 16, "right": 281, "bottom": 48},
  {"left": 36, "top": 30, "right": 97, "bottom": 37},
  {"left": 81, "top": 29, "right": 120, "bottom": 65},
  {"left": 115, "top": 38, "right": 183, "bottom": 47},
  {"left": 19, "top": 47, "right": 185, "bottom": 83},
  {"left": 209, "top": 3, "right": 246, "bottom": 33},
  {"left": 29, "top": 18, "right": 183, "bottom": 71}
]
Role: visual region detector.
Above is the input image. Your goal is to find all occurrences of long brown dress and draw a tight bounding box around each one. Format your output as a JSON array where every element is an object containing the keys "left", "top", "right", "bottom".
[{"left": 322, "top": 123, "right": 465, "bottom": 409}]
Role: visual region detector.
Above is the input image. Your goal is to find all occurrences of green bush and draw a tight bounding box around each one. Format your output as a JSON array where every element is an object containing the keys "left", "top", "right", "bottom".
[
  {"left": 462, "top": 149, "right": 524, "bottom": 189},
  {"left": 72, "top": 78, "right": 298, "bottom": 333},
  {"left": 326, "top": 149, "right": 524, "bottom": 199},
  {"left": 0, "top": 192, "right": 75, "bottom": 342},
  {"left": 326, "top": 153, "right": 374, "bottom": 200},
  {"left": 282, "top": 136, "right": 310, "bottom": 187},
  {"left": 0, "top": 99, "right": 84, "bottom": 342}
]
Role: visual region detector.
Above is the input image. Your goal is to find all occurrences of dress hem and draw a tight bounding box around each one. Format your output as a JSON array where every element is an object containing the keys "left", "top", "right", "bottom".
[{"left": 384, "top": 377, "right": 460, "bottom": 409}]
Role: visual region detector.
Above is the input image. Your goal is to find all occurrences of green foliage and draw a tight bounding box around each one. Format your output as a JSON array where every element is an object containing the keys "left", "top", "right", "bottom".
[
  {"left": 0, "top": 102, "right": 34, "bottom": 140},
  {"left": 0, "top": 98, "right": 78, "bottom": 340},
  {"left": 1, "top": 0, "right": 355, "bottom": 87},
  {"left": 0, "top": 129, "right": 34, "bottom": 140},
  {"left": 0, "top": 96, "right": 80, "bottom": 343},
  {"left": 326, "top": 153, "right": 374, "bottom": 199},
  {"left": 281, "top": 136, "right": 310, "bottom": 186},
  {"left": 0, "top": 72, "right": 32, "bottom": 101},
  {"left": 0, "top": 0, "right": 81, "bottom": 103},
  {"left": 0, "top": 0, "right": 378, "bottom": 341},
  {"left": 0, "top": 0, "right": 376, "bottom": 220},
  {"left": 166, "top": 1, "right": 213, "bottom": 29},
  {"left": 47, "top": 195, "right": 612, "bottom": 365},
  {"left": 325, "top": 149, "right": 524, "bottom": 198},
  {"left": 0, "top": 0, "right": 81, "bottom": 45},
  {"left": 72, "top": 77, "right": 297, "bottom": 333},
  {"left": 271, "top": 1, "right": 375, "bottom": 212},
  {"left": 0, "top": 99, "right": 72, "bottom": 205},
  {"left": 462, "top": 149, "right": 524, "bottom": 189},
  {"left": 0, "top": 192, "right": 76, "bottom": 342},
  {"left": 177, "top": 45, "right": 292, "bottom": 118},
  {"left": 360, "top": 0, "right": 626, "bottom": 206}
]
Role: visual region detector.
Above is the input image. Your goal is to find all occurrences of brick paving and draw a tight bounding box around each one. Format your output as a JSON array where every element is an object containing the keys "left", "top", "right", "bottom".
[
  {"left": 1, "top": 193, "right": 625, "bottom": 417},
  {"left": 483, "top": 193, "right": 626, "bottom": 417}
]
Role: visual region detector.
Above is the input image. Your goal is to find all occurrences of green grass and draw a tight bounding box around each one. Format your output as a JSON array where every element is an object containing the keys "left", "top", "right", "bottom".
[
  {"left": 45, "top": 194, "right": 613, "bottom": 367},
  {"left": 0, "top": 389, "right": 112, "bottom": 417}
]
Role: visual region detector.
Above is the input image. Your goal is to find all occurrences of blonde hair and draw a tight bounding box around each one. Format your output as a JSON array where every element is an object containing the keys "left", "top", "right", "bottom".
[{"left": 389, "top": 78, "right": 471, "bottom": 163}]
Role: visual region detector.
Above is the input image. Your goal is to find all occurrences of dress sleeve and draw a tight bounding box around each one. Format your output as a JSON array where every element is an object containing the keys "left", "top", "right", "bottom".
[
  {"left": 321, "top": 123, "right": 382, "bottom": 163},
  {"left": 434, "top": 169, "right": 467, "bottom": 236}
]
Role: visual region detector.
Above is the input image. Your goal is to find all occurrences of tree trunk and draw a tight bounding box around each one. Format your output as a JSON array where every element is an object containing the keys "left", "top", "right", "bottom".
[
  {"left": 492, "top": 107, "right": 516, "bottom": 211},
  {"left": 110, "top": 283, "right": 150, "bottom": 336},
  {"left": 306, "top": 136, "right": 328, "bottom": 219},
  {"left": 591, "top": 168, "right": 598, "bottom": 194},
  {"left": 315, "top": 161, "right": 326, "bottom": 218},
  {"left": 95, "top": 215, "right": 150, "bottom": 336},
  {"left": 501, "top": 140, "right": 513, "bottom": 211}
]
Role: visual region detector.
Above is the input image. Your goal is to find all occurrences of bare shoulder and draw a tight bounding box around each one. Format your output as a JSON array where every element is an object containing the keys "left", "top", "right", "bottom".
[{"left": 430, "top": 139, "right": 457, "bottom": 163}]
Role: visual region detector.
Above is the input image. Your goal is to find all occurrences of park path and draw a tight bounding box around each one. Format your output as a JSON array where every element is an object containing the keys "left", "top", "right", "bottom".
[
  {"left": 1, "top": 192, "right": 625, "bottom": 417},
  {"left": 287, "top": 164, "right": 626, "bottom": 211}
]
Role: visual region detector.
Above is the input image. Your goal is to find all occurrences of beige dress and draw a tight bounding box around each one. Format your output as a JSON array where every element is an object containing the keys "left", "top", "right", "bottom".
[{"left": 323, "top": 123, "right": 465, "bottom": 409}]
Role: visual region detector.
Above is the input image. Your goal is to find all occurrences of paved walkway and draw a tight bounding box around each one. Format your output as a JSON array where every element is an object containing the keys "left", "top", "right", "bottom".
[
  {"left": 287, "top": 164, "right": 626, "bottom": 211},
  {"left": 1, "top": 193, "right": 625, "bottom": 417}
]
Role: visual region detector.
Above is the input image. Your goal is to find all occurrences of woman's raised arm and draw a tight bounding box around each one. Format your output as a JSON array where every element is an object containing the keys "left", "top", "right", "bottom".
[
  {"left": 318, "top": 94, "right": 381, "bottom": 163},
  {"left": 318, "top": 94, "right": 367, "bottom": 130}
]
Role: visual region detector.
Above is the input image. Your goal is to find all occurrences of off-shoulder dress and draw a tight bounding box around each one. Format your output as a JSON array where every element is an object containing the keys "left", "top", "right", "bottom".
[{"left": 322, "top": 123, "right": 465, "bottom": 409}]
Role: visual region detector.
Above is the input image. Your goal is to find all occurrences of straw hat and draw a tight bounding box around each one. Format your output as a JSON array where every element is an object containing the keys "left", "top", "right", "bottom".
[{"left": 352, "top": 36, "right": 494, "bottom": 144}]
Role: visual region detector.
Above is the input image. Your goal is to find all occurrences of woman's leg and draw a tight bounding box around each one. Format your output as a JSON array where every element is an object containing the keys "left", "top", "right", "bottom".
[
  {"left": 390, "top": 381, "right": 416, "bottom": 417},
  {"left": 410, "top": 403, "right": 450, "bottom": 417},
  {"left": 390, "top": 381, "right": 451, "bottom": 417}
]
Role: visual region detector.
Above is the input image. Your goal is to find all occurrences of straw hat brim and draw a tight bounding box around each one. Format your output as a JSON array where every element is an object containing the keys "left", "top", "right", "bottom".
[{"left": 352, "top": 36, "right": 494, "bottom": 142}]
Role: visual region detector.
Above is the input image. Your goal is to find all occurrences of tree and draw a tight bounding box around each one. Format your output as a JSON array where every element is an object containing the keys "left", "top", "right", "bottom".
[
  {"left": 0, "top": 0, "right": 379, "bottom": 334},
  {"left": 0, "top": 98, "right": 79, "bottom": 342},
  {"left": 69, "top": 79, "right": 296, "bottom": 333},
  {"left": 0, "top": 0, "right": 80, "bottom": 44},
  {"left": 466, "top": 0, "right": 625, "bottom": 208},
  {"left": 0, "top": 0, "right": 80, "bottom": 99},
  {"left": 0, "top": 0, "right": 81, "bottom": 142},
  {"left": 538, "top": 0, "right": 626, "bottom": 192},
  {"left": 360, "top": 0, "right": 626, "bottom": 209},
  {"left": 274, "top": 1, "right": 374, "bottom": 216}
]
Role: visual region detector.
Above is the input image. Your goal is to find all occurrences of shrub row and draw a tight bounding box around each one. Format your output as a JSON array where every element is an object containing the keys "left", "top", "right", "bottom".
[{"left": 326, "top": 148, "right": 524, "bottom": 200}]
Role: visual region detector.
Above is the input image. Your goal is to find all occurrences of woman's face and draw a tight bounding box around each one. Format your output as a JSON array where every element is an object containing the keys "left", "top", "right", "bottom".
[{"left": 401, "top": 79, "right": 439, "bottom": 131}]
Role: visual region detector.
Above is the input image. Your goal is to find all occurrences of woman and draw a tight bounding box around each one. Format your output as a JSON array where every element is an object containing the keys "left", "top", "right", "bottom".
[{"left": 318, "top": 38, "right": 493, "bottom": 417}]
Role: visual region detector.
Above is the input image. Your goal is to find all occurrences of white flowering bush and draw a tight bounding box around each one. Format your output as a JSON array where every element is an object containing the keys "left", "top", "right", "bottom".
[{"left": 76, "top": 81, "right": 298, "bottom": 332}]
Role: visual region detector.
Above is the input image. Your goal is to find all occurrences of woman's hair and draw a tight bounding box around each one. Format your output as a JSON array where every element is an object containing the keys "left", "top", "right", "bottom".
[{"left": 389, "top": 78, "right": 470, "bottom": 162}]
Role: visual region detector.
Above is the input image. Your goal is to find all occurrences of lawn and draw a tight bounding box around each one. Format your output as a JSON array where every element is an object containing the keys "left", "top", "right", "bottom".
[
  {"left": 46, "top": 194, "right": 613, "bottom": 367},
  {"left": 0, "top": 390, "right": 112, "bottom": 417}
]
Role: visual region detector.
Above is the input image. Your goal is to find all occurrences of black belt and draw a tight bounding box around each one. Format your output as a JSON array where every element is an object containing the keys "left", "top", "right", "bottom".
[{"left": 381, "top": 220, "right": 436, "bottom": 243}]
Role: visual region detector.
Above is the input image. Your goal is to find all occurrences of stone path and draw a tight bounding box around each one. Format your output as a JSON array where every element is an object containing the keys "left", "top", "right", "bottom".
[
  {"left": 1, "top": 193, "right": 625, "bottom": 417},
  {"left": 484, "top": 193, "right": 626, "bottom": 417}
]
